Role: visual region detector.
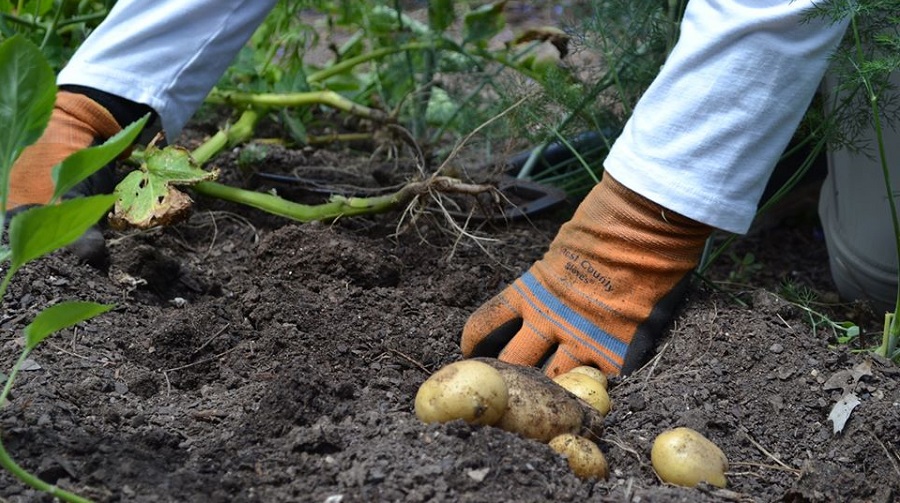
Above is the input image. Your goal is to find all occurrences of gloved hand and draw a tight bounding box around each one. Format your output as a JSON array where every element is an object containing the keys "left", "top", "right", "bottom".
[
  {"left": 7, "top": 91, "right": 122, "bottom": 265},
  {"left": 8, "top": 91, "right": 122, "bottom": 209},
  {"left": 461, "top": 174, "right": 712, "bottom": 377}
]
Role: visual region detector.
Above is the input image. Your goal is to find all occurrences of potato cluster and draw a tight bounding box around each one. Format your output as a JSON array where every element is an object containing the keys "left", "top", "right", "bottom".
[
  {"left": 414, "top": 359, "right": 610, "bottom": 479},
  {"left": 414, "top": 358, "right": 729, "bottom": 488}
]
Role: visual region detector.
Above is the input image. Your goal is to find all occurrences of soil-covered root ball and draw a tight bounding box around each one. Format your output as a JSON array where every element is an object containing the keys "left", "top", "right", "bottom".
[
  {"left": 565, "top": 365, "right": 608, "bottom": 390},
  {"left": 553, "top": 371, "right": 612, "bottom": 416},
  {"left": 414, "top": 360, "right": 509, "bottom": 426},
  {"left": 651, "top": 427, "right": 728, "bottom": 488},
  {"left": 474, "top": 358, "right": 605, "bottom": 443},
  {"left": 548, "top": 433, "right": 610, "bottom": 480}
]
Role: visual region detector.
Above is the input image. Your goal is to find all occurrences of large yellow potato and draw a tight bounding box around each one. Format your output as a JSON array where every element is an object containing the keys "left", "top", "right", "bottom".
[
  {"left": 414, "top": 360, "right": 508, "bottom": 426},
  {"left": 475, "top": 358, "right": 604, "bottom": 442},
  {"left": 553, "top": 372, "right": 612, "bottom": 416},
  {"left": 548, "top": 433, "right": 609, "bottom": 480},
  {"left": 651, "top": 427, "right": 728, "bottom": 488},
  {"left": 566, "top": 366, "right": 608, "bottom": 390}
]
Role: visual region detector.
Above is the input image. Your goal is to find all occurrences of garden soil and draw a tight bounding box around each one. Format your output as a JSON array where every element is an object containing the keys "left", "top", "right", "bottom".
[{"left": 1, "top": 135, "right": 898, "bottom": 503}]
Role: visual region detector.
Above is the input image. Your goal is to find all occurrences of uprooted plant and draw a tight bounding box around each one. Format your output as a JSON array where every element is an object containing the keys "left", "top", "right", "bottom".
[
  {"left": 0, "top": 35, "right": 147, "bottom": 502},
  {"left": 107, "top": 1, "right": 585, "bottom": 232}
]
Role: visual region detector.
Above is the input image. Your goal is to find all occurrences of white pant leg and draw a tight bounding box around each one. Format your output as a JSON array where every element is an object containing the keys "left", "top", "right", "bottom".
[
  {"left": 604, "top": 0, "right": 848, "bottom": 234},
  {"left": 58, "top": 0, "right": 277, "bottom": 138}
]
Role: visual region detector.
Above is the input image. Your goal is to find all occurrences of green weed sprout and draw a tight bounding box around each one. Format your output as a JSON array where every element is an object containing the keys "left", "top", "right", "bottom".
[
  {"left": 0, "top": 35, "right": 146, "bottom": 502},
  {"left": 780, "top": 282, "right": 861, "bottom": 346}
]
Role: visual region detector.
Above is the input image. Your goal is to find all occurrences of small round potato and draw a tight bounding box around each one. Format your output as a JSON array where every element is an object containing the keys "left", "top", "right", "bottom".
[
  {"left": 549, "top": 433, "right": 609, "bottom": 480},
  {"left": 651, "top": 427, "right": 728, "bottom": 488},
  {"left": 566, "top": 366, "right": 608, "bottom": 390},
  {"left": 554, "top": 372, "right": 612, "bottom": 416},
  {"left": 414, "top": 360, "right": 508, "bottom": 426}
]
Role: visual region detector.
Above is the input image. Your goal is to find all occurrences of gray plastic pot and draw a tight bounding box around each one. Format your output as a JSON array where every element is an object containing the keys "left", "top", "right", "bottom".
[{"left": 818, "top": 72, "right": 900, "bottom": 312}]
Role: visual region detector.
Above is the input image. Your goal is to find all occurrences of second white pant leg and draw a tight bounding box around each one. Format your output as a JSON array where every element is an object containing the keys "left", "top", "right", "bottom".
[
  {"left": 58, "top": 0, "right": 278, "bottom": 138},
  {"left": 604, "top": 0, "right": 848, "bottom": 234}
]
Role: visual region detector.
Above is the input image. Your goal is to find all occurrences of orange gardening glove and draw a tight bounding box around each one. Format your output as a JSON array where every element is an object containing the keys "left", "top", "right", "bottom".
[
  {"left": 462, "top": 174, "right": 712, "bottom": 377},
  {"left": 7, "top": 91, "right": 121, "bottom": 210}
]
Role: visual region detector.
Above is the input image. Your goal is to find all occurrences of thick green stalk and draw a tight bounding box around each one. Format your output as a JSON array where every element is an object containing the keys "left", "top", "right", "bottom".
[
  {"left": 188, "top": 117, "right": 412, "bottom": 222},
  {"left": 206, "top": 90, "right": 392, "bottom": 124},
  {"left": 191, "top": 108, "right": 262, "bottom": 165},
  {"left": 193, "top": 181, "right": 405, "bottom": 222}
]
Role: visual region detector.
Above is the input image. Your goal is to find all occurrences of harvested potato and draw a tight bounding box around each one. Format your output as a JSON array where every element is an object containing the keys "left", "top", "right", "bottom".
[
  {"left": 566, "top": 366, "right": 608, "bottom": 390},
  {"left": 651, "top": 427, "right": 728, "bottom": 488},
  {"left": 549, "top": 433, "right": 609, "bottom": 480},
  {"left": 554, "top": 372, "right": 612, "bottom": 416},
  {"left": 474, "top": 358, "right": 604, "bottom": 442},
  {"left": 414, "top": 360, "right": 508, "bottom": 426}
]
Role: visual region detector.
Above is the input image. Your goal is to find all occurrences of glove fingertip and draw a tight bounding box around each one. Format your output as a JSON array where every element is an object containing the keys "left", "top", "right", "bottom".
[{"left": 464, "top": 317, "right": 523, "bottom": 358}]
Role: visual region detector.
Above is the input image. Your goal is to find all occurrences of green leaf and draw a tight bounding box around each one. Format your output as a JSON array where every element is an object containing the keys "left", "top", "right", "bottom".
[
  {"left": 21, "top": 0, "right": 54, "bottom": 17},
  {"left": 8, "top": 194, "right": 116, "bottom": 270},
  {"left": 24, "top": 301, "right": 114, "bottom": 351},
  {"left": 110, "top": 146, "right": 218, "bottom": 230},
  {"left": 0, "top": 35, "right": 55, "bottom": 190},
  {"left": 428, "top": 0, "right": 456, "bottom": 33},
  {"left": 50, "top": 114, "right": 149, "bottom": 202},
  {"left": 463, "top": 1, "right": 507, "bottom": 45},
  {"left": 369, "top": 5, "right": 432, "bottom": 37},
  {"left": 425, "top": 87, "right": 458, "bottom": 125}
]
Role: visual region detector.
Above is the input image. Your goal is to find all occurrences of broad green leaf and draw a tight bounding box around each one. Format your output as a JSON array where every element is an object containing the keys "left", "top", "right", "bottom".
[
  {"left": 8, "top": 194, "right": 116, "bottom": 270},
  {"left": 24, "top": 301, "right": 113, "bottom": 350},
  {"left": 50, "top": 114, "right": 150, "bottom": 201},
  {"left": 428, "top": 0, "right": 455, "bottom": 33},
  {"left": 110, "top": 146, "right": 218, "bottom": 230},
  {"left": 463, "top": 1, "right": 507, "bottom": 45},
  {"left": 0, "top": 35, "right": 55, "bottom": 184}
]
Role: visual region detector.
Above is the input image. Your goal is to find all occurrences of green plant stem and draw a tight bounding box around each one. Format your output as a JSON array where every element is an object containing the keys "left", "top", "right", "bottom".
[
  {"left": 187, "top": 114, "right": 412, "bottom": 222},
  {"left": 39, "top": 4, "right": 64, "bottom": 50},
  {"left": 56, "top": 12, "right": 108, "bottom": 29},
  {"left": 515, "top": 56, "right": 627, "bottom": 181},
  {"left": 306, "top": 41, "right": 435, "bottom": 84},
  {"left": 0, "top": 345, "right": 25, "bottom": 408},
  {"left": 191, "top": 108, "right": 262, "bottom": 165},
  {"left": 206, "top": 89, "right": 393, "bottom": 124},
  {"left": 0, "top": 12, "right": 39, "bottom": 29},
  {"left": 192, "top": 180, "right": 406, "bottom": 222},
  {"left": 306, "top": 132, "right": 373, "bottom": 145}
]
